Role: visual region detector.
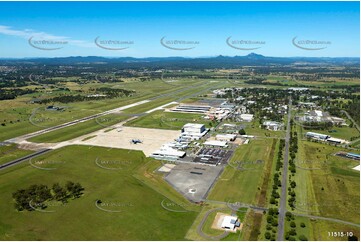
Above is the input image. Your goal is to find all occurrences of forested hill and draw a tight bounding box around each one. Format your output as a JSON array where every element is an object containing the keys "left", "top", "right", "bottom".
[{"left": 0, "top": 54, "right": 359, "bottom": 69}]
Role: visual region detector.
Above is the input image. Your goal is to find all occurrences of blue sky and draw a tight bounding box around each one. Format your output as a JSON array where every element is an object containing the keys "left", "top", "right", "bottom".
[{"left": 0, "top": 1, "right": 359, "bottom": 58}]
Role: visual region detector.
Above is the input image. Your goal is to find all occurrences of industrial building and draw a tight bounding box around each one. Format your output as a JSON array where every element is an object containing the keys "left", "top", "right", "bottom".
[
  {"left": 171, "top": 104, "right": 211, "bottom": 114},
  {"left": 326, "top": 137, "right": 349, "bottom": 145},
  {"left": 305, "top": 132, "right": 330, "bottom": 140},
  {"left": 335, "top": 152, "right": 360, "bottom": 160}
]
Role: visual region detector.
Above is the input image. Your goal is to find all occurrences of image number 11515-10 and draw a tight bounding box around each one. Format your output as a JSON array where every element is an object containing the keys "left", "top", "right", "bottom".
[{"left": 328, "top": 232, "right": 354, "bottom": 237}]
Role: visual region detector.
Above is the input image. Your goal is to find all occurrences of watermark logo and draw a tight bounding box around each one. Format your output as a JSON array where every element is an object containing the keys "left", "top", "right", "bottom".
[
  {"left": 95, "top": 157, "right": 132, "bottom": 170},
  {"left": 160, "top": 36, "right": 199, "bottom": 50},
  {"left": 94, "top": 36, "right": 134, "bottom": 50},
  {"left": 29, "top": 199, "right": 67, "bottom": 213},
  {"left": 292, "top": 36, "right": 331, "bottom": 51},
  {"left": 95, "top": 200, "right": 134, "bottom": 213},
  {"left": 226, "top": 36, "right": 265, "bottom": 50},
  {"left": 29, "top": 158, "right": 66, "bottom": 171},
  {"left": 160, "top": 199, "right": 199, "bottom": 213},
  {"left": 28, "top": 36, "right": 68, "bottom": 51},
  {"left": 29, "top": 106, "right": 68, "bottom": 128},
  {"left": 227, "top": 160, "right": 264, "bottom": 170}
]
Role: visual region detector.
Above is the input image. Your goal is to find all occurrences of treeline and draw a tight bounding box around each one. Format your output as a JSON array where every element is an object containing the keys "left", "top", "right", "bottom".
[
  {"left": 270, "top": 139, "right": 285, "bottom": 206},
  {"left": 0, "top": 88, "right": 36, "bottom": 100},
  {"left": 38, "top": 88, "right": 135, "bottom": 104},
  {"left": 12, "top": 182, "right": 84, "bottom": 211},
  {"left": 288, "top": 121, "right": 298, "bottom": 209}
]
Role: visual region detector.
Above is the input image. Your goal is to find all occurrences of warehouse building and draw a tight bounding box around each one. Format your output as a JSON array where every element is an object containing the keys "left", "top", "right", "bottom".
[
  {"left": 204, "top": 140, "right": 228, "bottom": 148},
  {"left": 171, "top": 104, "right": 211, "bottom": 114},
  {"left": 216, "top": 134, "right": 237, "bottom": 141}
]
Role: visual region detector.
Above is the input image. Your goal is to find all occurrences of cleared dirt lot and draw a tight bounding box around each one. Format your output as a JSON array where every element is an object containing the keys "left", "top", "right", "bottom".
[{"left": 68, "top": 126, "right": 180, "bottom": 156}]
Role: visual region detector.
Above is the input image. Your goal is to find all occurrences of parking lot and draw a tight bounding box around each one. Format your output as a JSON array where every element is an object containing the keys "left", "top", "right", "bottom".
[
  {"left": 193, "top": 148, "right": 234, "bottom": 165},
  {"left": 165, "top": 163, "right": 224, "bottom": 202}
]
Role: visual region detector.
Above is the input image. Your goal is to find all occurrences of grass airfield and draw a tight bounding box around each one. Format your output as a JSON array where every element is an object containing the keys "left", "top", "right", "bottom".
[{"left": 0, "top": 146, "right": 198, "bottom": 240}]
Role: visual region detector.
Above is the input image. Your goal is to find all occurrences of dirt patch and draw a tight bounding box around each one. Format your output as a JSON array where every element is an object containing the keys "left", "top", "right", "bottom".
[
  {"left": 256, "top": 138, "right": 277, "bottom": 207},
  {"left": 249, "top": 212, "right": 263, "bottom": 240}
]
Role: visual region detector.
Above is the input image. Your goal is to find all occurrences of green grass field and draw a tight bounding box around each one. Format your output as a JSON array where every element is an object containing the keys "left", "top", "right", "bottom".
[
  {"left": 285, "top": 215, "right": 360, "bottom": 241},
  {"left": 0, "top": 144, "right": 34, "bottom": 165},
  {"left": 125, "top": 110, "right": 212, "bottom": 130},
  {"left": 0, "top": 146, "right": 198, "bottom": 240},
  {"left": 28, "top": 81, "right": 217, "bottom": 143},
  {"left": 0, "top": 79, "right": 199, "bottom": 142},
  {"left": 294, "top": 138, "right": 360, "bottom": 224},
  {"left": 208, "top": 139, "right": 276, "bottom": 205}
]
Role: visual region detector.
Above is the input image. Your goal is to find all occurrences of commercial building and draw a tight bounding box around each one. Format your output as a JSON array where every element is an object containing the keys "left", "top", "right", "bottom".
[
  {"left": 240, "top": 114, "right": 254, "bottom": 122},
  {"left": 263, "top": 121, "right": 284, "bottom": 131}
]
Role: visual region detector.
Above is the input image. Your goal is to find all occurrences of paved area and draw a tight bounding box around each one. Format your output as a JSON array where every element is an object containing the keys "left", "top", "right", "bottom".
[
  {"left": 193, "top": 148, "right": 234, "bottom": 165},
  {"left": 165, "top": 163, "right": 224, "bottom": 202},
  {"left": 70, "top": 126, "right": 180, "bottom": 156}
]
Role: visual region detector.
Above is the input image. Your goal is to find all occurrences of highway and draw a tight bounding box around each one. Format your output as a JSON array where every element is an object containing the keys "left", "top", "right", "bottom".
[{"left": 277, "top": 97, "right": 292, "bottom": 241}]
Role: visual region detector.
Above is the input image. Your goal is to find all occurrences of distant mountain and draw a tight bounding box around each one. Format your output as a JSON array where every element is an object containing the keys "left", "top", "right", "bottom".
[{"left": 0, "top": 54, "right": 359, "bottom": 68}]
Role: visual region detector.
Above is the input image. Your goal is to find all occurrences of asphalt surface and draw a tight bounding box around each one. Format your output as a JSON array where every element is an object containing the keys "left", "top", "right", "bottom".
[
  {"left": 0, "top": 149, "right": 51, "bottom": 170},
  {"left": 277, "top": 98, "right": 292, "bottom": 241},
  {"left": 7, "top": 82, "right": 207, "bottom": 143},
  {"left": 1, "top": 81, "right": 223, "bottom": 170}
]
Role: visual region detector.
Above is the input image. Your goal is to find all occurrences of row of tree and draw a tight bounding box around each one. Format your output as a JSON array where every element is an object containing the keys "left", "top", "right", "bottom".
[{"left": 12, "top": 182, "right": 84, "bottom": 211}]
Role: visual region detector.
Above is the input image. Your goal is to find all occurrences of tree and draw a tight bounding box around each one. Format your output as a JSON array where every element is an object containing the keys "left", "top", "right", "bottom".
[
  {"left": 290, "top": 221, "right": 296, "bottom": 228},
  {"left": 238, "top": 129, "right": 246, "bottom": 135},
  {"left": 299, "top": 235, "right": 308, "bottom": 241},
  {"left": 289, "top": 229, "right": 297, "bottom": 236},
  {"left": 52, "top": 183, "right": 67, "bottom": 202},
  {"left": 265, "top": 232, "right": 271, "bottom": 240},
  {"left": 300, "top": 222, "right": 306, "bottom": 228}
]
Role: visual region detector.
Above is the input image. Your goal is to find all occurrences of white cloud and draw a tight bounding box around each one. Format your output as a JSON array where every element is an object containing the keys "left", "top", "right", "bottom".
[{"left": 0, "top": 25, "right": 94, "bottom": 48}]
